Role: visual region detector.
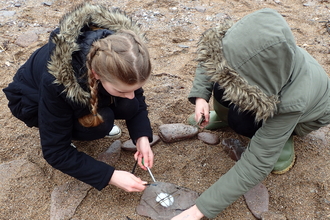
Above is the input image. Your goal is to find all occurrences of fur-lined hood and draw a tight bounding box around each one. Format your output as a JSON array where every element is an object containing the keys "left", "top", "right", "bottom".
[
  {"left": 197, "top": 8, "right": 297, "bottom": 122},
  {"left": 47, "top": 3, "right": 146, "bottom": 105}
]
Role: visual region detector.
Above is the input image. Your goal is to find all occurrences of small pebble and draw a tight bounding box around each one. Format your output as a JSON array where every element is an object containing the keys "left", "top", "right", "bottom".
[
  {"left": 261, "top": 211, "right": 286, "bottom": 220},
  {"left": 197, "top": 132, "right": 220, "bottom": 145},
  {"left": 195, "top": 6, "right": 206, "bottom": 13}
]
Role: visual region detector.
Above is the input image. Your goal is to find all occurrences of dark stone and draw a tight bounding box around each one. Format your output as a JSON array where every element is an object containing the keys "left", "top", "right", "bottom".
[
  {"left": 222, "top": 138, "right": 246, "bottom": 161},
  {"left": 98, "top": 140, "right": 121, "bottom": 166},
  {"left": 136, "top": 182, "right": 200, "bottom": 220}
]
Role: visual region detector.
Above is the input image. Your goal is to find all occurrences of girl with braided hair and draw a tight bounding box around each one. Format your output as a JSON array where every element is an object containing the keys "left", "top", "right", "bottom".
[{"left": 3, "top": 3, "right": 153, "bottom": 192}]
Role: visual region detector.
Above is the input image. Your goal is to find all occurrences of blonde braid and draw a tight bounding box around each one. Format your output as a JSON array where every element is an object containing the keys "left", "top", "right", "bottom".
[{"left": 78, "top": 46, "right": 104, "bottom": 127}]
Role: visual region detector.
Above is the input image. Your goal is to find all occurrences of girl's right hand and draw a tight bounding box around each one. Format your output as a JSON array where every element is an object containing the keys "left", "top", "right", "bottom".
[
  {"left": 195, "top": 98, "right": 210, "bottom": 127},
  {"left": 109, "top": 170, "right": 147, "bottom": 192}
]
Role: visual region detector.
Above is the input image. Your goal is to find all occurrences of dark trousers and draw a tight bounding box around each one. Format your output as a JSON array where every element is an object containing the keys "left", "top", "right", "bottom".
[
  {"left": 213, "top": 83, "right": 262, "bottom": 138},
  {"left": 72, "top": 97, "right": 139, "bottom": 141}
]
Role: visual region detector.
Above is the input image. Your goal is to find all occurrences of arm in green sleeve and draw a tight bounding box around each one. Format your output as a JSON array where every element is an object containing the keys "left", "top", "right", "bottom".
[
  {"left": 188, "top": 64, "right": 214, "bottom": 104},
  {"left": 196, "top": 112, "right": 302, "bottom": 218}
]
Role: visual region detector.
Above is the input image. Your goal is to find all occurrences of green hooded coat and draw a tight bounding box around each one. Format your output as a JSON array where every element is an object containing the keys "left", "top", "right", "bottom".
[{"left": 188, "top": 8, "right": 330, "bottom": 218}]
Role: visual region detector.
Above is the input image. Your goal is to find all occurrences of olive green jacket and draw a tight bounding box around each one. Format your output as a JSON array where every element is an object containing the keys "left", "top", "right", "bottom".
[{"left": 188, "top": 8, "right": 330, "bottom": 218}]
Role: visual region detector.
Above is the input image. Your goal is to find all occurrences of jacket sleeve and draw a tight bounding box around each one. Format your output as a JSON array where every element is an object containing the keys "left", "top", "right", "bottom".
[
  {"left": 125, "top": 88, "right": 153, "bottom": 144},
  {"left": 188, "top": 64, "right": 214, "bottom": 104},
  {"left": 195, "top": 112, "right": 301, "bottom": 218},
  {"left": 38, "top": 76, "right": 114, "bottom": 191}
]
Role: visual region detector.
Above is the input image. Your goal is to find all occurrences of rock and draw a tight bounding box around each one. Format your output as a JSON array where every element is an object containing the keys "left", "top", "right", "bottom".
[
  {"left": 136, "top": 182, "right": 200, "bottom": 220},
  {"left": 50, "top": 180, "right": 92, "bottom": 220},
  {"left": 98, "top": 140, "right": 122, "bottom": 166},
  {"left": 195, "top": 6, "right": 206, "bottom": 13},
  {"left": 261, "top": 211, "right": 286, "bottom": 220},
  {"left": 244, "top": 183, "right": 269, "bottom": 219},
  {"left": 158, "top": 123, "right": 198, "bottom": 143},
  {"left": 122, "top": 135, "right": 160, "bottom": 151},
  {"left": 0, "top": 160, "right": 51, "bottom": 219},
  {"left": 0, "top": 11, "right": 16, "bottom": 17},
  {"left": 222, "top": 138, "right": 246, "bottom": 161},
  {"left": 197, "top": 132, "right": 220, "bottom": 145},
  {"left": 15, "top": 31, "right": 38, "bottom": 47}
]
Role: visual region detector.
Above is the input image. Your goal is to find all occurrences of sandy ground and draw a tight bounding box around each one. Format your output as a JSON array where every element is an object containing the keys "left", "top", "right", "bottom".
[{"left": 0, "top": 0, "right": 330, "bottom": 219}]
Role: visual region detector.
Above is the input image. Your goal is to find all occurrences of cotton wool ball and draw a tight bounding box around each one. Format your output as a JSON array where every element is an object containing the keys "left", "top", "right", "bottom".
[{"left": 156, "top": 192, "right": 174, "bottom": 207}]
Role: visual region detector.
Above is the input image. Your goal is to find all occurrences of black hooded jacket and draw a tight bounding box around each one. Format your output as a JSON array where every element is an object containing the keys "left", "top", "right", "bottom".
[{"left": 3, "top": 3, "right": 153, "bottom": 190}]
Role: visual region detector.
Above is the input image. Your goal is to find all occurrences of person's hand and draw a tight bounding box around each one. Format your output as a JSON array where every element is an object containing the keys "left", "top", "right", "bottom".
[
  {"left": 134, "top": 136, "right": 154, "bottom": 170},
  {"left": 195, "top": 98, "right": 210, "bottom": 127},
  {"left": 109, "top": 170, "right": 147, "bottom": 192},
  {"left": 171, "top": 205, "right": 204, "bottom": 220}
]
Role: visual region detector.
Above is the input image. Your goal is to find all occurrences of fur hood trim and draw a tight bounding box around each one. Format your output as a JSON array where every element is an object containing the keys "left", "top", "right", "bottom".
[
  {"left": 47, "top": 3, "right": 146, "bottom": 105},
  {"left": 197, "top": 23, "right": 278, "bottom": 122}
]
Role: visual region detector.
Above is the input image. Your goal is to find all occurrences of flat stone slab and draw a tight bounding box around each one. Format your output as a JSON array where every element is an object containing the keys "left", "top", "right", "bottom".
[
  {"left": 158, "top": 123, "right": 198, "bottom": 143},
  {"left": 98, "top": 140, "right": 121, "bottom": 166},
  {"left": 122, "top": 135, "right": 160, "bottom": 151},
  {"left": 136, "top": 182, "right": 200, "bottom": 220},
  {"left": 244, "top": 183, "right": 269, "bottom": 219}
]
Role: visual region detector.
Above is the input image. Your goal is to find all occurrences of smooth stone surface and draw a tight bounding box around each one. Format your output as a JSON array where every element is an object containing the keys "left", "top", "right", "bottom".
[
  {"left": 50, "top": 180, "right": 92, "bottom": 220},
  {"left": 98, "top": 140, "right": 122, "bottom": 166},
  {"left": 136, "top": 182, "right": 200, "bottom": 220},
  {"left": 197, "top": 132, "right": 220, "bottom": 145},
  {"left": 244, "top": 183, "right": 269, "bottom": 219},
  {"left": 158, "top": 123, "right": 198, "bottom": 143},
  {"left": 122, "top": 135, "right": 160, "bottom": 151}
]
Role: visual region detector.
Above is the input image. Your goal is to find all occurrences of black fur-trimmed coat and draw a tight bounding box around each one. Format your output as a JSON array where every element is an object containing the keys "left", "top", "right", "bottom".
[{"left": 3, "top": 3, "right": 152, "bottom": 190}]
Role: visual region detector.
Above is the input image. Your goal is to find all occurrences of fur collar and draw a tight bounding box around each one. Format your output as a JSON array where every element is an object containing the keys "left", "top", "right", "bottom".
[
  {"left": 197, "top": 23, "right": 278, "bottom": 122},
  {"left": 47, "top": 3, "right": 145, "bottom": 105}
]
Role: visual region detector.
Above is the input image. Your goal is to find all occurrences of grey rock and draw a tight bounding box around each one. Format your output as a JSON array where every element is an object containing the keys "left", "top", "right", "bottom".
[
  {"left": 98, "top": 140, "right": 122, "bottom": 166},
  {"left": 222, "top": 138, "right": 246, "bottom": 161},
  {"left": 158, "top": 123, "right": 198, "bottom": 143},
  {"left": 197, "top": 132, "right": 220, "bottom": 145},
  {"left": 136, "top": 182, "right": 200, "bottom": 220},
  {"left": 50, "top": 180, "right": 92, "bottom": 220},
  {"left": 0, "top": 11, "right": 16, "bottom": 17},
  {"left": 261, "top": 211, "right": 287, "bottom": 220},
  {"left": 195, "top": 6, "right": 206, "bottom": 13},
  {"left": 122, "top": 135, "right": 160, "bottom": 151},
  {"left": 244, "top": 183, "right": 269, "bottom": 219}
]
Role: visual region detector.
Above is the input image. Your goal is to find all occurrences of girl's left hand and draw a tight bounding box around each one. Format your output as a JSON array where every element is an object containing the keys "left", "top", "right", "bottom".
[{"left": 134, "top": 136, "right": 154, "bottom": 170}]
